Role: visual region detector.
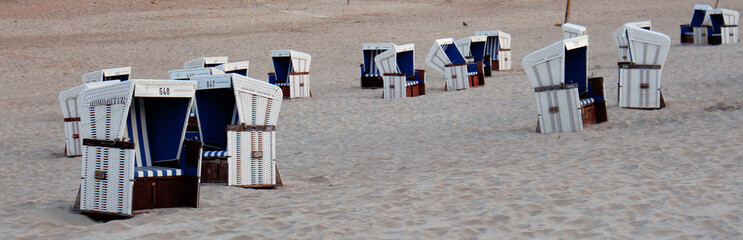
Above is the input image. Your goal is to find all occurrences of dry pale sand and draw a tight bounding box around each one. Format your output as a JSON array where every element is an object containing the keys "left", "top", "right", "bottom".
[{"left": 2, "top": 0, "right": 743, "bottom": 239}]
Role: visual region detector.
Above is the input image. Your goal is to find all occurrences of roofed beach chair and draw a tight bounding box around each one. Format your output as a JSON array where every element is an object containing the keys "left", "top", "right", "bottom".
[
  {"left": 60, "top": 67, "right": 131, "bottom": 157},
  {"left": 183, "top": 74, "right": 283, "bottom": 187},
  {"left": 455, "top": 36, "right": 487, "bottom": 87},
  {"left": 374, "top": 43, "right": 426, "bottom": 99},
  {"left": 268, "top": 50, "right": 311, "bottom": 99},
  {"left": 562, "top": 23, "right": 586, "bottom": 39},
  {"left": 184, "top": 56, "right": 228, "bottom": 69},
  {"left": 680, "top": 4, "right": 713, "bottom": 44},
  {"left": 475, "top": 30, "right": 512, "bottom": 76},
  {"left": 708, "top": 8, "right": 739, "bottom": 45},
  {"left": 426, "top": 38, "right": 470, "bottom": 91},
  {"left": 523, "top": 35, "right": 608, "bottom": 133},
  {"left": 626, "top": 21, "right": 652, "bottom": 30},
  {"left": 360, "top": 43, "right": 395, "bottom": 89},
  {"left": 74, "top": 80, "right": 202, "bottom": 217},
  {"left": 614, "top": 24, "right": 671, "bottom": 109}
]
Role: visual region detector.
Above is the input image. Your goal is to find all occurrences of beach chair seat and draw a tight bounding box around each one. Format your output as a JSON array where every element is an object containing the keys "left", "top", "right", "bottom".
[
  {"left": 360, "top": 43, "right": 395, "bottom": 88},
  {"left": 708, "top": 8, "right": 739, "bottom": 45},
  {"left": 75, "top": 80, "right": 201, "bottom": 217},
  {"left": 426, "top": 38, "right": 470, "bottom": 91},
  {"left": 614, "top": 24, "right": 670, "bottom": 109},
  {"left": 60, "top": 67, "right": 131, "bottom": 157},
  {"left": 523, "top": 35, "right": 608, "bottom": 133},
  {"left": 267, "top": 50, "right": 311, "bottom": 99},
  {"left": 183, "top": 74, "right": 283, "bottom": 187},
  {"left": 375, "top": 43, "right": 426, "bottom": 99},
  {"left": 680, "top": 4, "right": 713, "bottom": 44},
  {"left": 134, "top": 166, "right": 183, "bottom": 178},
  {"left": 475, "top": 30, "right": 512, "bottom": 76}
]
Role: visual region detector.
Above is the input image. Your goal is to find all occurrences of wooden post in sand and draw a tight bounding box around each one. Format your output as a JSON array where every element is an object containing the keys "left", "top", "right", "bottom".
[
  {"left": 564, "top": 0, "right": 571, "bottom": 24},
  {"left": 714, "top": 0, "right": 719, "bottom": 8}
]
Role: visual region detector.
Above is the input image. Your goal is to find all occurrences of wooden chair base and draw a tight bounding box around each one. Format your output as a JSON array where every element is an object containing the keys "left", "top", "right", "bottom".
[
  {"left": 361, "top": 76, "right": 383, "bottom": 89},
  {"left": 131, "top": 176, "right": 199, "bottom": 211},
  {"left": 201, "top": 158, "right": 228, "bottom": 183}
]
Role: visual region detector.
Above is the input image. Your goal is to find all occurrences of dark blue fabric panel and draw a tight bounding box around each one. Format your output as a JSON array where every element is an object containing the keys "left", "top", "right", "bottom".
[
  {"left": 226, "top": 69, "right": 248, "bottom": 76},
  {"left": 194, "top": 89, "right": 235, "bottom": 149},
  {"left": 470, "top": 42, "right": 486, "bottom": 62},
  {"left": 680, "top": 25, "right": 692, "bottom": 34},
  {"left": 396, "top": 50, "right": 415, "bottom": 77},
  {"left": 272, "top": 57, "right": 291, "bottom": 83},
  {"left": 103, "top": 75, "right": 129, "bottom": 82},
  {"left": 710, "top": 14, "right": 723, "bottom": 32},
  {"left": 691, "top": 10, "right": 706, "bottom": 26},
  {"left": 564, "top": 46, "right": 588, "bottom": 94},
  {"left": 468, "top": 62, "right": 479, "bottom": 72},
  {"left": 179, "top": 147, "right": 198, "bottom": 176},
  {"left": 141, "top": 97, "right": 190, "bottom": 163},
  {"left": 443, "top": 44, "right": 466, "bottom": 64}
]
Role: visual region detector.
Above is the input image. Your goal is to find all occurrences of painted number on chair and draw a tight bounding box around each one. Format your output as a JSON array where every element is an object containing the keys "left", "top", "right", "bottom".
[
  {"left": 159, "top": 87, "right": 171, "bottom": 96},
  {"left": 206, "top": 80, "right": 216, "bottom": 88}
]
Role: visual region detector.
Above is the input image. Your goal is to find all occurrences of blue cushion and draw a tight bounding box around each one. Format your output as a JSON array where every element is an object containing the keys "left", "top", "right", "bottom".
[
  {"left": 203, "top": 150, "right": 229, "bottom": 158},
  {"left": 134, "top": 166, "right": 182, "bottom": 178}
]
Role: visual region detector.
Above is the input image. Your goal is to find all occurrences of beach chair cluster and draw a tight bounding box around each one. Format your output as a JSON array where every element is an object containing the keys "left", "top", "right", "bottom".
[
  {"left": 61, "top": 52, "right": 307, "bottom": 217},
  {"left": 680, "top": 4, "right": 739, "bottom": 45},
  {"left": 360, "top": 30, "right": 512, "bottom": 99}
]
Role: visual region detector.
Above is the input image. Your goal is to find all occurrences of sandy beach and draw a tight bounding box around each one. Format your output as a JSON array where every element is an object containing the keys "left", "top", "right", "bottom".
[{"left": 2, "top": 0, "right": 743, "bottom": 238}]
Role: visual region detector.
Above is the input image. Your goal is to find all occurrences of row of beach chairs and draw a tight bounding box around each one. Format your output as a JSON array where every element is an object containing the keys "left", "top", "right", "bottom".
[
  {"left": 360, "top": 30, "right": 512, "bottom": 99},
  {"left": 59, "top": 5, "right": 736, "bottom": 217},
  {"left": 61, "top": 52, "right": 310, "bottom": 217},
  {"left": 680, "top": 5, "right": 739, "bottom": 45}
]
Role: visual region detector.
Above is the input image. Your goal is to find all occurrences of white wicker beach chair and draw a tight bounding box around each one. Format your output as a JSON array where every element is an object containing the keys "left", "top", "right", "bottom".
[
  {"left": 60, "top": 67, "right": 131, "bottom": 157},
  {"left": 360, "top": 43, "right": 395, "bottom": 89},
  {"left": 523, "top": 35, "right": 608, "bottom": 133},
  {"left": 475, "top": 30, "right": 512, "bottom": 75},
  {"left": 455, "top": 36, "right": 487, "bottom": 87},
  {"left": 183, "top": 74, "right": 283, "bottom": 187},
  {"left": 680, "top": 4, "right": 713, "bottom": 44},
  {"left": 374, "top": 43, "right": 426, "bottom": 99},
  {"left": 614, "top": 24, "right": 671, "bottom": 109},
  {"left": 709, "top": 8, "right": 739, "bottom": 45},
  {"left": 75, "top": 80, "right": 201, "bottom": 217},
  {"left": 426, "top": 38, "right": 469, "bottom": 91},
  {"left": 184, "top": 56, "right": 229, "bottom": 69},
  {"left": 268, "top": 50, "right": 311, "bottom": 99},
  {"left": 562, "top": 23, "right": 586, "bottom": 39},
  {"left": 169, "top": 68, "right": 225, "bottom": 80}
]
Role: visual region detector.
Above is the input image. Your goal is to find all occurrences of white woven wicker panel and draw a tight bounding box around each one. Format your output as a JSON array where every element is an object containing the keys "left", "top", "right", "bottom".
[
  {"left": 562, "top": 23, "right": 587, "bottom": 39},
  {"left": 444, "top": 65, "right": 469, "bottom": 91},
  {"left": 289, "top": 74, "right": 310, "bottom": 98},
  {"left": 626, "top": 27, "right": 670, "bottom": 65},
  {"left": 382, "top": 75, "right": 406, "bottom": 99},
  {"left": 78, "top": 82, "right": 134, "bottom": 141},
  {"left": 522, "top": 41, "right": 564, "bottom": 88},
  {"left": 535, "top": 88, "right": 583, "bottom": 133},
  {"left": 227, "top": 131, "right": 276, "bottom": 186},
  {"left": 498, "top": 50, "right": 512, "bottom": 70},
  {"left": 290, "top": 52, "right": 311, "bottom": 73},
  {"left": 498, "top": 31, "right": 511, "bottom": 49},
  {"left": 614, "top": 26, "right": 631, "bottom": 62},
  {"left": 232, "top": 76, "right": 283, "bottom": 125},
  {"left": 693, "top": 27, "right": 709, "bottom": 45},
  {"left": 722, "top": 27, "right": 738, "bottom": 44},
  {"left": 80, "top": 145, "right": 135, "bottom": 215},
  {"left": 618, "top": 68, "right": 662, "bottom": 109}
]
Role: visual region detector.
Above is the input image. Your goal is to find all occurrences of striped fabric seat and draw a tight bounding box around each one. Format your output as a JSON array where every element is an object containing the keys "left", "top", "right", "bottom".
[
  {"left": 203, "top": 150, "right": 229, "bottom": 158},
  {"left": 711, "top": 33, "right": 722, "bottom": 36},
  {"left": 134, "top": 166, "right": 183, "bottom": 178},
  {"left": 406, "top": 80, "right": 421, "bottom": 86},
  {"left": 684, "top": 32, "right": 695, "bottom": 35},
  {"left": 580, "top": 98, "right": 595, "bottom": 106},
  {"left": 274, "top": 82, "right": 290, "bottom": 86},
  {"left": 363, "top": 73, "right": 381, "bottom": 77},
  {"left": 468, "top": 71, "right": 479, "bottom": 76}
]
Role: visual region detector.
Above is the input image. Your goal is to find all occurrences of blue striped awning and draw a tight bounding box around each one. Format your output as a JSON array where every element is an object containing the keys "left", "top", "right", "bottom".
[{"left": 203, "top": 150, "right": 229, "bottom": 158}]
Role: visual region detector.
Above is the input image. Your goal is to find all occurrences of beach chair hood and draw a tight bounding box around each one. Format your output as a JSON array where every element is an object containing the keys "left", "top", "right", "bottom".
[
  {"left": 455, "top": 36, "right": 487, "bottom": 61},
  {"left": 522, "top": 35, "right": 589, "bottom": 89},
  {"left": 213, "top": 61, "right": 250, "bottom": 76},
  {"left": 169, "top": 68, "right": 225, "bottom": 80},
  {"left": 425, "top": 38, "right": 467, "bottom": 75},
  {"left": 81, "top": 67, "right": 131, "bottom": 84},
  {"left": 562, "top": 23, "right": 587, "bottom": 39},
  {"left": 184, "top": 56, "right": 228, "bottom": 69},
  {"left": 374, "top": 43, "right": 415, "bottom": 76},
  {"left": 623, "top": 26, "right": 671, "bottom": 65}
]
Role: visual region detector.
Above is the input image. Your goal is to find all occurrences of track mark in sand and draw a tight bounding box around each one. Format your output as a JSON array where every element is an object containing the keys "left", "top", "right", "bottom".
[{"left": 279, "top": 10, "right": 330, "bottom": 19}]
